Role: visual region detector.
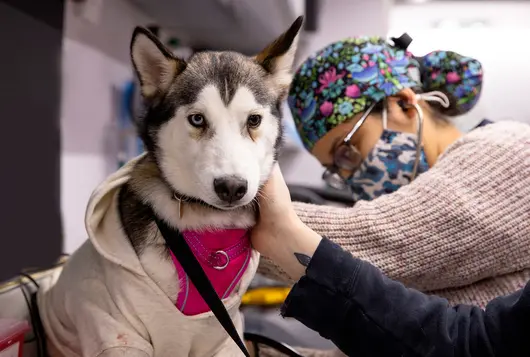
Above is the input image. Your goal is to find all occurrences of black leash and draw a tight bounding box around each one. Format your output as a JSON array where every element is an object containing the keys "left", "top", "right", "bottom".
[
  {"left": 18, "top": 272, "right": 48, "bottom": 357},
  {"left": 244, "top": 333, "right": 304, "bottom": 357},
  {"left": 153, "top": 216, "right": 250, "bottom": 357}
]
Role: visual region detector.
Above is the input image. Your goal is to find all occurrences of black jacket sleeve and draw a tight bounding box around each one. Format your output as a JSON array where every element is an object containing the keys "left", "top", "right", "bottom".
[{"left": 281, "top": 238, "right": 530, "bottom": 357}]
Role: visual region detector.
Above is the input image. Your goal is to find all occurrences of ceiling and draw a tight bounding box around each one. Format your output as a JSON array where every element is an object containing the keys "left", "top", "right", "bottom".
[
  {"left": 128, "top": 0, "right": 305, "bottom": 55},
  {"left": 395, "top": 0, "right": 530, "bottom": 3}
]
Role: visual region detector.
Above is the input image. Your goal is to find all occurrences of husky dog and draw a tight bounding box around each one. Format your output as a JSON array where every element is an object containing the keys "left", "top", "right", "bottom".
[
  {"left": 123, "top": 15, "right": 303, "bottom": 303},
  {"left": 38, "top": 16, "right": 303, "bottom": 357}
]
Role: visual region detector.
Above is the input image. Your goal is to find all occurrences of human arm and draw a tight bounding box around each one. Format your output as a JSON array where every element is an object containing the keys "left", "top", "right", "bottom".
[
  {"left": 278, "top": 236, "right": 530, "bottom": 357},
  {"left": 251, "top": 166, "right": 530, "bottom": 357},
  {"left": 259, "top": 122, "right": 530, "bottom": 291}
]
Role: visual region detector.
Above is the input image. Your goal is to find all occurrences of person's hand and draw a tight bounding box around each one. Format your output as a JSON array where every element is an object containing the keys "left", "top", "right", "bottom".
[
  {"left": 252, "top": 165, "right": 302, "bottom": 258},
  {"left": 252, "top": 165, "right": 322, "bottom": 280}
]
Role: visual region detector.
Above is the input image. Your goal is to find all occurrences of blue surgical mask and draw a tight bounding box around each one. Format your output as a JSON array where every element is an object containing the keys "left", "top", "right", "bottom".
[
  {"left": 347, "top": 129, "right": 429, "bottom": 201},
  {"left": 347, "top": 92, "right": 449, "bottom": 201}
]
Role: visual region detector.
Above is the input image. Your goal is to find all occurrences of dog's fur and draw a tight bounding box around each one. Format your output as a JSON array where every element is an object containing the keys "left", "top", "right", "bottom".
[{"left": 118, "top": 17, "right": 303, "bottom": 307}]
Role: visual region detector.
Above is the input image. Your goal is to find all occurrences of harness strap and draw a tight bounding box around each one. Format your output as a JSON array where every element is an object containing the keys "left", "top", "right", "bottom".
[{"left": 154, "top": 216, "right": 250, "bottom": 357}]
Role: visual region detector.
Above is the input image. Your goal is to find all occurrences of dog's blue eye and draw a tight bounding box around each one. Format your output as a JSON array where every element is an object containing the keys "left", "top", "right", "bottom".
[
  {"left": 247, "top": 114, "right": 262, "bottom": 128},
  {"left": 188, "top": 114, "right": 206, "bottom": 128}
]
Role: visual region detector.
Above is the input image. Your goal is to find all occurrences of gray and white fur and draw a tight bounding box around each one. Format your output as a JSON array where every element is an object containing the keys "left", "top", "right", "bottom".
[{"left": 118, "top": 17, "right": 303, "bottom": 303}]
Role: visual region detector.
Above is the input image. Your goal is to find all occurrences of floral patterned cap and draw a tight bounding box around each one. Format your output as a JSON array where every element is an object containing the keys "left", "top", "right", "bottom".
[
  {"left": 419, "top": 51, "right": 483, "bottom": 115},
  {"left": 288, "top": 37, "right": 483, "bottom": 151}
]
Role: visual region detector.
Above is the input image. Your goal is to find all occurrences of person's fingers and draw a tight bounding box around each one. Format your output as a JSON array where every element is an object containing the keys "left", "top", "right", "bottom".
[
  {"left": 270, "top": 164, "right": 282, "bottom": 183},
  {"left": 272, "top": 164, "right": 287, "bottom": 188},
  {"left": 258, "top": 164, "right": 280, "bottom": 208},
  {"left": 258, "top": 164, "right": 290, "bottom": 212},
  {"left": 265, "top": 165, "right": 286, "bottom": 193}
]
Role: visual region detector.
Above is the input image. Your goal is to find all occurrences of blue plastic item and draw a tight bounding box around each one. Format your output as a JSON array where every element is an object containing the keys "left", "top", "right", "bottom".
[{"left": 118, "top": 80, "right": 144, "bottom": 168}]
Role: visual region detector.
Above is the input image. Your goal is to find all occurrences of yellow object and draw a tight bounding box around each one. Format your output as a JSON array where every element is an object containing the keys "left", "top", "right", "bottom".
[{"left": 241, "top": 286, "right": 291, "bottom": 306}]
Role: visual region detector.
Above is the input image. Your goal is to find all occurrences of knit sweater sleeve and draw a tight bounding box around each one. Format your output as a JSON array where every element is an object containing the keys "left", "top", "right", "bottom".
[{"left": 258, "top": 122, "right": 530, "bottom": 291}]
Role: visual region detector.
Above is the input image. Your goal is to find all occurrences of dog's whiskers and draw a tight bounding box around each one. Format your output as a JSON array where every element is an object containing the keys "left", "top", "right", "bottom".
[
  {"left": 251, "top": 196, "right": 262, "bottom": 210},
  {"left": 256, "top": 190, "right": 272, "bottom": 205}
]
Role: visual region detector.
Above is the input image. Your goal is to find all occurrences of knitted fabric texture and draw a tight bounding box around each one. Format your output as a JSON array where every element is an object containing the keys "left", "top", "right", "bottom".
[
  {"left": 258, "top": 346, "right": 347, "bottom": 357},
  {"left": 259, "top": 121, "right": 530, "bottom": 356}
]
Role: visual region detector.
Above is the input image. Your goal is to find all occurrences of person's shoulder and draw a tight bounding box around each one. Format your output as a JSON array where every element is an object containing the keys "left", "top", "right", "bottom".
[
  {"left": 462, "top": 120, "right": 530, "bottom": 145},
  {"left": 441, "top": 121, "right": 530, "bottom": 161}
]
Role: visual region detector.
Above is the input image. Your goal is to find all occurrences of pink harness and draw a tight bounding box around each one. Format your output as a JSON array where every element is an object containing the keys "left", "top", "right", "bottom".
[{"left": 170, "top": 229, "right": 251, "bottom": 316}]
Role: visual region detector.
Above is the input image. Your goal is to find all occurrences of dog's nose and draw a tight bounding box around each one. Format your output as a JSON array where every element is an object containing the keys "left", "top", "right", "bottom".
[{"left": 213, "top": 176, "right": 248, "bottom": 203}]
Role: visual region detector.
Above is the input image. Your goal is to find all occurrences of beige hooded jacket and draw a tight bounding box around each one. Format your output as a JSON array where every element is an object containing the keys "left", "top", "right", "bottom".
[{"left": 38, "top": 155, "right": 260, "bottom": 357}]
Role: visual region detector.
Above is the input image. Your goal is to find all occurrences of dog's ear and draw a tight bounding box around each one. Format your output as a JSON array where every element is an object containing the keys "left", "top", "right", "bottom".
[
  {"left": 130, "top": 27, "right": 186, "bottom": 99},
  {"left": 255, "top": 16, "right": 304, "bottom": 96}
]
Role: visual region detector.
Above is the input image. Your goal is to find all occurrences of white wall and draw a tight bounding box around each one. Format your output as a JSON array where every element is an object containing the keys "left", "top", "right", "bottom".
[
  {"left": 280, "top": 0, "right": 393, "bottom": 188},
  {"left": 389, "top": 1, "right": 530, "bottom": 131},
  {"left": 61, "top": 0, "right": 151, "bottom": 253}
]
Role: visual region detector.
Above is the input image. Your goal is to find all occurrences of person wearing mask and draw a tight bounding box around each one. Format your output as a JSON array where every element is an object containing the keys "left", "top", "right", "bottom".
[
  {"left": 251, "top": 165, "right": 530, "bottom": 357},
  {"left": 256, "top": 36, "right": 530, "bottom": 355}
]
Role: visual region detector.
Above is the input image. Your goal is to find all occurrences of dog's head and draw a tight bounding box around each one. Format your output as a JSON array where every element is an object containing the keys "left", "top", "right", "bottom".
[{"left": 130, "top": 17, "right": 303, "bottom": 210}]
